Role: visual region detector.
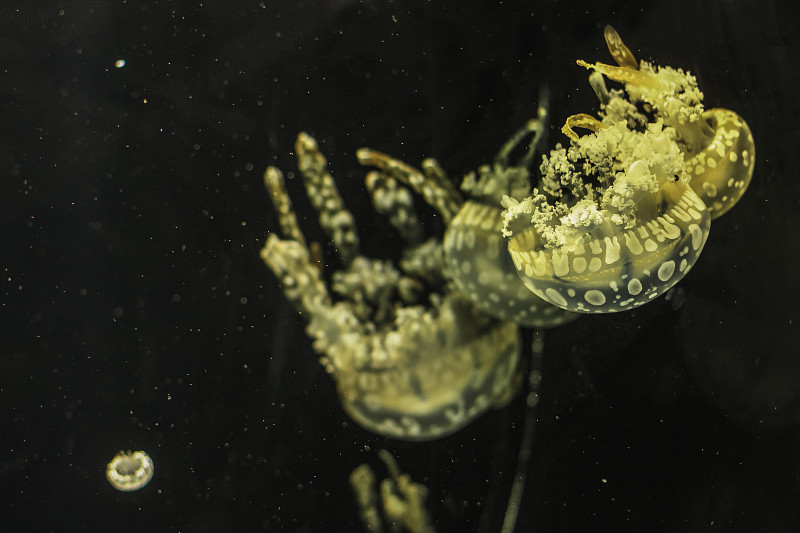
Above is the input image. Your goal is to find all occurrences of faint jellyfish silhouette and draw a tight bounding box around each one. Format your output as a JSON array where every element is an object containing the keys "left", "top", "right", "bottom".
[
  {"left": 350, "top": 450, "right": 435, "bottom": 533},
  {"left": 106, "top": 450, "right": 154, "bottom": 492}
]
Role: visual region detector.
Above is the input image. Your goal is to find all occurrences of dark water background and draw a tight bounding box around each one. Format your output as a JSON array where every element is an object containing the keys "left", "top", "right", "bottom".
[{"left": 2, "top": 1, "right": 798, "bottom": 531}]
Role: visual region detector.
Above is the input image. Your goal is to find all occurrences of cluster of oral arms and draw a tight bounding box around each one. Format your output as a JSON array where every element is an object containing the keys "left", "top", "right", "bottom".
[{"left": 262, "top": 26, "right": 755, "bottom": 441}]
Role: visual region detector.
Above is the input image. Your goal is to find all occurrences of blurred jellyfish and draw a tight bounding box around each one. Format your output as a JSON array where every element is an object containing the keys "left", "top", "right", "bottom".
[{"left": 106, "top": 450, "right": 154, "bottom": 492}]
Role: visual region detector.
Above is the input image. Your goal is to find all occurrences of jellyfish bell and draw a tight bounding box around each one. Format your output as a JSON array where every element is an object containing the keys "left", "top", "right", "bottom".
[
  {"left": 678, "top": 108, "right": 755, "bottom": 218},
  {"left": 502, "top": 119, "right": 711, "bottom": 313},
  {"left": 437, "top": 112, "right": 579, "bottom": 328}
]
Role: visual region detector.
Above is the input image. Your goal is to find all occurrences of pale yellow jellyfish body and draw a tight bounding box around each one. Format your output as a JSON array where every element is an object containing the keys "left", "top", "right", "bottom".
[
  {"left": 503, "top": 119, "right": 711, "bottom": 313},
  {"left": 263, "top": 134, "right": 521, "bottom": 441},
  {"left": 106, "top": 450, "right": 154, "bottom": 492},
  {"left": 501, "top": 26, "right": 753, "bottom": 313}
]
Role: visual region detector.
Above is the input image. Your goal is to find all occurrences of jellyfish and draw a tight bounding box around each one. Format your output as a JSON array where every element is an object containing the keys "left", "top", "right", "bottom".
[
  {"left": 106, "top": 450, "right": 154, "bottom": 492},
  {"left": 501, "top": 26, "right": 754, "bottom": 313}
]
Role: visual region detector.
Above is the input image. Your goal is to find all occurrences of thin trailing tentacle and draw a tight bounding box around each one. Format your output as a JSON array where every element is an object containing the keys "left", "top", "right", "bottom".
[{"left": 500, "top": 328, "right": 544, "bottom": 533}]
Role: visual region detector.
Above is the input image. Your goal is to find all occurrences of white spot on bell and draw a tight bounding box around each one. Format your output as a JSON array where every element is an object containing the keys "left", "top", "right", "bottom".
[
  {"left": 584, "top": 290, "right": 606, "bottom": 306},
  {"left": 545, "top": 288, "right": 568, "bottom": 308},
  {"left": 628, "top": 278, "right": 642, "bottom": 296},
  {"left": 689, "top": 224, "right": 703, "bottom": 250},
  {"left": 658, "top": 260, "right": 676, "bottom": 282}
]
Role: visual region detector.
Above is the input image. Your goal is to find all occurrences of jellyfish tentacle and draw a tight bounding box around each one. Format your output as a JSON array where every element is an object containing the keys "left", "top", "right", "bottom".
[
  {"left": 350, "top": 451, "right": 436, "bottom": 533},
  {"left": 295, "top": 132, "right": 360, "bottom": 266},
  {"left": 603, "top": 24, "right": 639, "bottom": 70},
  {"left": 495, "top": 106, "right": 548, "bottom": 169},
  {"left": 263, "top": 164, "right": 332, "bottom": 310},
  {"left": 356, "top": 148, "right": 463, "bottom": 224},
  {"left": 364, "top": 170, "right": 426, "bottom": 245},
  {"left": 421, "top": 157, "right": 461, "bottom": 212},
  {"left": 576, "top": 26, "right": 661, "bottom": 90},
  {"left": 576, "top": 59, "right": 663, "bottom": 90},
  {"left": 561, "top": 113, "right": 609, "bottom": 142},
  {"left": 264, "top": 166, "right": 307, "bottom": 247}
]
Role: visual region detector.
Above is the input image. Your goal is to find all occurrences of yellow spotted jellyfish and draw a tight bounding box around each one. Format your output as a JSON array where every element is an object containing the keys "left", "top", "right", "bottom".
[
  {"left": 501, "top": 26, "right": 755, "bottom": 313},
  {"left": 106, "top": 450, "right": 154, "bottom": 492}
]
